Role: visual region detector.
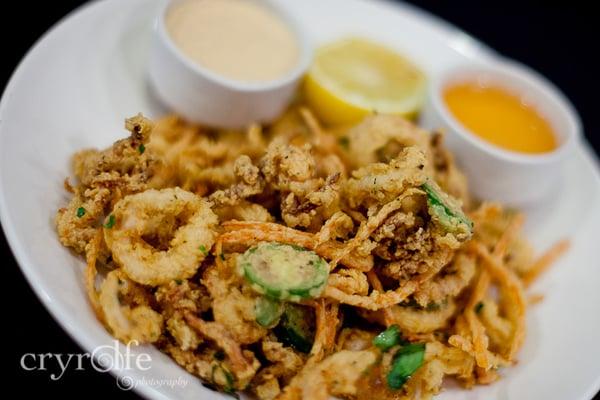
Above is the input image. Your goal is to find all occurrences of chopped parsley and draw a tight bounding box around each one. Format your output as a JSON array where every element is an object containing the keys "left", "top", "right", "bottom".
[
  {"left": 211, "top": 365, "right": 237, "bottom": 396},
  {"left": 138, "top": 144, "right": 145, "bottom": 154},
  {"left": 337, "top": 136, "right": 350, "bottom": 150},
  {"left": 76, "top": 207, "right": 86, "bottom": 218},
  {"left": 104, "top": 215, "right": 116, "bottom": 229},
  {"left": 475, "top": 301, "right": 484, "bottom": 314},
  {"left": 223, "top": 369, "right": 236, "bottom": 394},
  {"left": 199, "top": 245, "right": 208, "bottom": 255},
  {"left": 403, "top": 297, "right": 445, "bottom": 311}
]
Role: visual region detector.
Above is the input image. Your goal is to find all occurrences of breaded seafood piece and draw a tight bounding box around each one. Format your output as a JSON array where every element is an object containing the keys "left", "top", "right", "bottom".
[
  {"left": 105, "top": 188, "right": 218, "bottom": 286},
  {"left": 344, "top": 114, "right": 434, "bottom": 173},
  {"left": 343, "top": 146, "right": 428, "bottom": 210},
  {"left": 99, "top": 269, "right": 163, "bottom": 343},
  {"left": 56, "top": 114, "right": 156, "bottom": 255}
]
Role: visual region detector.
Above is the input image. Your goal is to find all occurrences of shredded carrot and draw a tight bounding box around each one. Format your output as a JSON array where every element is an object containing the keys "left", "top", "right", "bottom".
[
  {"left": 522, "top": 239, "right": 570, "bottom": 287},
  {"left": 528, "top": 293, "right": 545, "bottom": 305},
  {"left": 473, "top": 242, "right": 526, "bottom": 360},
  {"left": 366, "top": 270, "right": 394, "bottom": 326}
]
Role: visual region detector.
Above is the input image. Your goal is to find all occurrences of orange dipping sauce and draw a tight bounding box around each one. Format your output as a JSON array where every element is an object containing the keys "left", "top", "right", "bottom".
[{"left": 443, "top": 82, "right": 557, "bottom": 154}]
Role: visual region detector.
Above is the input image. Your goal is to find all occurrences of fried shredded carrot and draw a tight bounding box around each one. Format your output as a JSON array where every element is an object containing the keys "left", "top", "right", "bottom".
[
  {"left": 472, "top": 242, "right": 526, "bottom": 360},
  {"left": 522, "top": 239, "right": 570, "bottom": 286},
  {"left": 54, "top": 111, "right": 572, "bottom": 400}
]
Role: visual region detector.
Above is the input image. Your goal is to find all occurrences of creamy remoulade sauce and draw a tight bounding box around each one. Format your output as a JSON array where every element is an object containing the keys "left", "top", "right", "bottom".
[{"left": 166, "top": 0, "right": 300, "bottom": 82}]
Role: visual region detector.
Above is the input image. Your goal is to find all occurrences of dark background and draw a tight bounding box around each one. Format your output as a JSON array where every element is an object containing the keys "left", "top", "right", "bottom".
[{"left": 2, "top": 1, "right": 598, "bottom": 399}]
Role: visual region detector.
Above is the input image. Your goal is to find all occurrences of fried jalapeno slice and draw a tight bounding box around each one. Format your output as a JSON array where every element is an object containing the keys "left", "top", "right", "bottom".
[
  {"left": 274, "top": 303, "right": 316, "bottom": 354},
  {"left": 238, "top": 242, "right": 329, "bottom": 302},
  {"left": 422, "top": 180, "right": 473, "bottom": 238}
]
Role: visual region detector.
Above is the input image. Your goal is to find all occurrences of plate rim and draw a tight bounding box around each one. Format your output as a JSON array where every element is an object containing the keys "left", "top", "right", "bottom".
[{"left": 0, "top": 1, "right": 173, "bottom": 399}]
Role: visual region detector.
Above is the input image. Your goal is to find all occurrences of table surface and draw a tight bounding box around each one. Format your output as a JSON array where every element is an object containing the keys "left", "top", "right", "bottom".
[{"left": 3, "top": 0, "right": 599, "bottom": 399}]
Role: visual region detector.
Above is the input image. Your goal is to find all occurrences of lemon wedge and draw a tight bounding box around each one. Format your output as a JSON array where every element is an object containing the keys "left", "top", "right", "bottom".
[{"left": 304, "top": 37, "right": 427, "bottom": 125}]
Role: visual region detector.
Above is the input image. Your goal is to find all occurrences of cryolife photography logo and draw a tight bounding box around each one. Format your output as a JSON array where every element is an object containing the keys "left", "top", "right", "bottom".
[{"left": 19, "top": 340, "right": 188, "bottom": 391}]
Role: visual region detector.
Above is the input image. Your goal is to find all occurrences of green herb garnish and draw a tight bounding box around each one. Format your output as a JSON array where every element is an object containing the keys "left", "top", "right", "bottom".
[
  {"left": 199, "top": 245, "right": 208, "bottom": 255},
  {"left": 104, "top": 215, "right": 116, "bottom": 229},
  {"left": 138, "top": 144, "right": 145, "bottom": 154},
  {"left": 404, "top": 298, "right": 445, "bottom": 311},
  {"left": 475, "top": 301, "right": 484, "bottom": 314},
  {"left": 174, "top": 279, "right": 182, "bottom": 285},
  {"left": 387, "top": 343, "right": 426, "bottom": 389},
  {"left": 223, "top": 368, "right": 235, "bottom": 393},
  {"left": 373, "top": 325, "right": 402, "bottom": 351},
  {"left": 76, "top": 207, "right": 86, "bottom": 218},
  {"left": 337, "top": 136, "right": 350, "bottom": 150},
  {"left": 211, "top": 365, "right": 236, "bottom": 395}
]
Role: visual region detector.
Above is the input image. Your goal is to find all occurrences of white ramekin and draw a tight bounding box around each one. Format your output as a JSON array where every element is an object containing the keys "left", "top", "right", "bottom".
[
  {"left": 148, "top": 0, "right": 312, "bottom": 129},
  {"left": 421, "top": 60, "right": 581, "bottom": 208}
]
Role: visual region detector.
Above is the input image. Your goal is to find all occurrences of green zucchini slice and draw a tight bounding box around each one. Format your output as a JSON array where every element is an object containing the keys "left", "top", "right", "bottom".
[{"left": 238, "top": 242, "right": 329, "bottom": 302}]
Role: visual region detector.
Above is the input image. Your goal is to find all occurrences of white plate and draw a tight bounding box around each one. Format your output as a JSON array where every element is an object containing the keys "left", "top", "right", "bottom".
[{"left": 1, "top": 0, "right": 599, "bottom": 399}]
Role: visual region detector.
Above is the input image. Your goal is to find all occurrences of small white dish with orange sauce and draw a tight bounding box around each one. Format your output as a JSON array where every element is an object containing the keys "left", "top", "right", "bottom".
[{"left": 422, "top": 61, "right": 581, "bottom": 207}]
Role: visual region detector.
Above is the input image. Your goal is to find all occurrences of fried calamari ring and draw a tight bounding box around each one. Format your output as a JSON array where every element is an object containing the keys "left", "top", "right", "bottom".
[
  {"left": 105, "top": 188, "right": 218, "bottom": 286},
  {"left": 99, "top": 270, "right": 163, "bottom": 343},
  {"left": 279, "top": 350, "right": 377, "bottom": 400},
  {"left": 184, "top": 312, "right": 261, "bottom": 389}
]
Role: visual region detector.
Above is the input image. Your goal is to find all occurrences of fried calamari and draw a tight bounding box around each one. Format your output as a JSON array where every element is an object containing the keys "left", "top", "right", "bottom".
[{"left": 55, "top": 107, "right": 567, "bottom": 400}]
